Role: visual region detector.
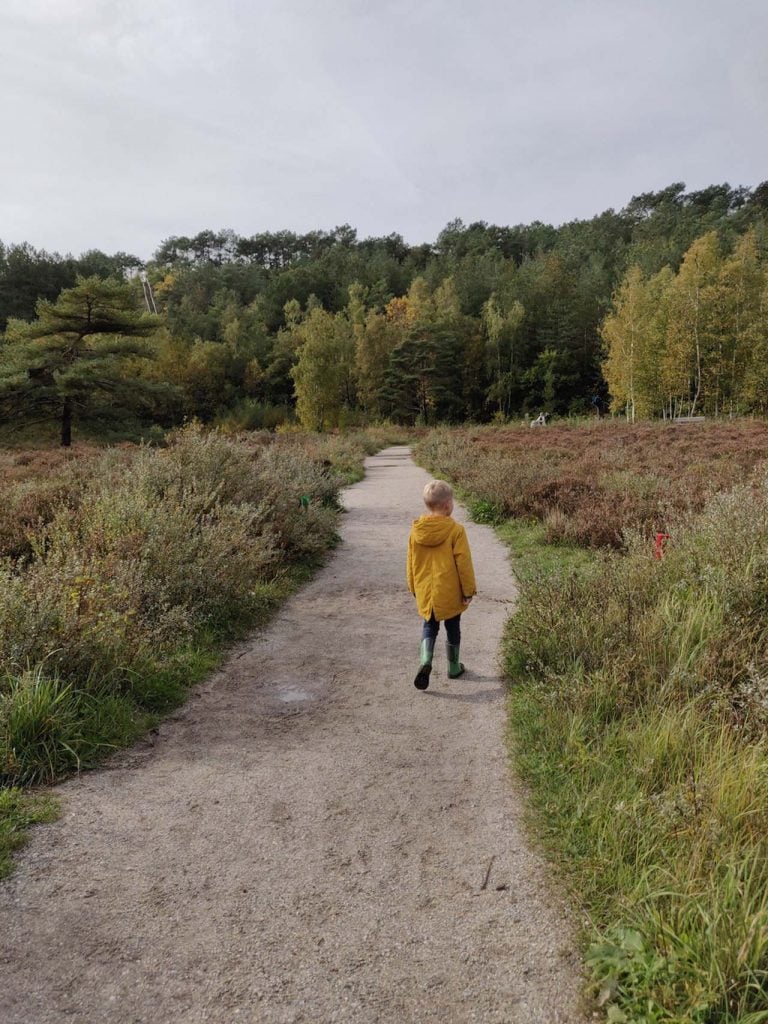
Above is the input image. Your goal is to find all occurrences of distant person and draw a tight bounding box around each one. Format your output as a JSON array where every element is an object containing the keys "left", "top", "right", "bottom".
[{"left": 406, "top": 480, "right": 477, "bottom": 690}]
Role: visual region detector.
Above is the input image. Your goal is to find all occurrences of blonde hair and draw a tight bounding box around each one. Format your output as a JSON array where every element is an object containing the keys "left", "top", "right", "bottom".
[{"left": 423, "top": 479, "right": 453, "bottom": 510}]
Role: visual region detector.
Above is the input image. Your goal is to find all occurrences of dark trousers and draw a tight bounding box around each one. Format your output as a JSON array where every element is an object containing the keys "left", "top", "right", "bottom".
[{"left": 422, "top": 612, "right": 461, "bottom": 646}]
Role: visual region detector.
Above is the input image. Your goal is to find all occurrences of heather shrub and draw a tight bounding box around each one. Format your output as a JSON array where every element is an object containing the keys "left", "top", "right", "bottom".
[
  {"left": 0, "top": 428, "right": 345, "bottom": 684},
  {"left": 0, "top": 478, "right": 72, "bottom": 560},
  {"left": 416, "top": 421, "right": 768, "bottom": 549},
  {"left": 0, "top": 423, "right": 357, "bottom": 792},
  {"left": 0, "top": 449, "right": 107, "bottom": 560},
  {"left": 137, "top": 423, "right": 270, "bottom": 507},
  {"left": 254, "top": 442, "right": 341, "bottom": 559}
]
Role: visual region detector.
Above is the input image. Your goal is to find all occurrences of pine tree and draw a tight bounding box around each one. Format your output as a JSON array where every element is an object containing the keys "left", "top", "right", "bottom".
[{"left": 0, "top": 276, "right": 162, "bottom": 445}]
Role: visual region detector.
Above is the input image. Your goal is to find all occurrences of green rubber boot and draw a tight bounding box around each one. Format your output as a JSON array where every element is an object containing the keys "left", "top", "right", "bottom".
[
  {"left": 447, "top": 642, "right": 465, "bottom": 678},
  {"left": 414, "top": 638, "right": 435, "bottom": 690}
]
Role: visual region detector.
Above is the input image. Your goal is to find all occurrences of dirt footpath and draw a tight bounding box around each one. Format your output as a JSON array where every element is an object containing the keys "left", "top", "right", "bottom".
[{"left": 0, "top": 446, "right": 585, "bottom": 1024}]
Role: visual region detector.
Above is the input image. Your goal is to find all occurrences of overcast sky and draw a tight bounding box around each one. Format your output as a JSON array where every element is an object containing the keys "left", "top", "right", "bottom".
[{"left": 1, "top": 0, "right": 767, "bottom": 260}]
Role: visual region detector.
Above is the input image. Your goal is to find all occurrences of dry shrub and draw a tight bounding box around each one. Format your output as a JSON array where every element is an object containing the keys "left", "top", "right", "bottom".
[
  {"left": 0, "top": 424, "right": 369, "bottom": 798},
  {"left": 0, "top": 425, "right": 344, "bottom": 689},
  {"left": 417, "top": 420, "right": 768, "bottom": 549},
  {"left": 0, "top": 447, "right": 110, "bottom": 560}
]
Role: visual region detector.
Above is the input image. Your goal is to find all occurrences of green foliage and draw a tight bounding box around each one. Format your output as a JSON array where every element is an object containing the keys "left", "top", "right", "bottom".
[
  {"left": 382, "top": 327, "right": 467, "bottom": 424},
  {"left": 603, "top": 230, "right": 768, "bottom": 419},
  {"left": 214, "top": 399, "right": 291, "bottom": 433},
  {"left": 503, "top": 472, "right": 768, "bottom": 1022},
  {"left": 0, "top": 241, "right": 142, "bottom": 331},
  {"left": 466, "top": 497, "right": 502, "bottom": 525},
  {"left": 0, "top": 667, "right": 141, "bottom": 787},
  {"left": 289, "top": 306, "right": 356, "bottom": 430},
  {"left": 1, "top": 670, "right": 87, "bottom": 786},
  {"left": 495, "top": 519, "right": 595, "bottom": 582},
  {"left": 353, "top": 307, "right": 401, "bottom": 418},
  {"left": 2, "top": 182, "right": 765, "bottom": 435}
]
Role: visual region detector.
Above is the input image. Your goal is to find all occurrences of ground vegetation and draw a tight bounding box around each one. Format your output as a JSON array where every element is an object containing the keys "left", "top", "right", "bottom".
[{"left": 416, "top": 419, "right": 768, "bottom": 547}]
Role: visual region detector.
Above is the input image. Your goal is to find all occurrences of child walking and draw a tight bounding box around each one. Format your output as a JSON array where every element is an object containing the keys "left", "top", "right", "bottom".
[{"left": 407, "top": 480, "right": 477, "bottom": 690}]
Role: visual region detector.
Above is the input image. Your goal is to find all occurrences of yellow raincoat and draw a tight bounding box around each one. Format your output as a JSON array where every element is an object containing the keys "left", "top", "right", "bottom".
[{"left": 407, "top": 515, "right": 477, "bottom": 621}]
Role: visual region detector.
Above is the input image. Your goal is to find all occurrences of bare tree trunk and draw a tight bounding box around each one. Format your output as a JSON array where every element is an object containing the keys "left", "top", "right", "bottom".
[
  {"left": 730, "top": 301, "right": 741, "bottom": 417},
  {"left": 690, "top": 285, "right": 702, "bottom": 416},
  {"left": 61, "top": 396, "right": 72, "bottom": 447}
]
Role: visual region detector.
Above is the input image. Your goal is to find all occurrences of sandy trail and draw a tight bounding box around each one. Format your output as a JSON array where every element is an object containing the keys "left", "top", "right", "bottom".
[{"left": 0, "top": 446, "right": 585, "bottom": 1023}]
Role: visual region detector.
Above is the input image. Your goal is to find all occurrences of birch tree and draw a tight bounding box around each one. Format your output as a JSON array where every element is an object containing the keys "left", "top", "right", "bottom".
[
  {"left": 601, "top": 265, "right": 646, "bottom": 421},
  {"left": 712, "top": 229, "right": 764, "bottom": 414},
  {"left": 664, "top": 232, "right": 721, "bottom": 416},
  {"left": 290, "top": 308, "right": 355, "bottom": 430},
  {"left": 482, "top": 294, "right": 525, "bottom": 417}
]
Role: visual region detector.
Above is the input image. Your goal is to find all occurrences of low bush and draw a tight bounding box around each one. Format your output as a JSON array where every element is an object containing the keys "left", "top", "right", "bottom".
[
  {"left": 214, "top": 399, "right": 292, "bottom": 433},
  {"left": 416, "top": 420, "right": 768, "bottom": 548},
  {"left": 0, "top": 424, "right": 364, "bottom": 796}
]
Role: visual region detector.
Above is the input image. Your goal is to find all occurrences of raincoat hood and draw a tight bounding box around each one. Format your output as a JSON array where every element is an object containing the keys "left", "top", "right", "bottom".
[{"left": 410, "top": 515, "right": 456, "bottom": 547}]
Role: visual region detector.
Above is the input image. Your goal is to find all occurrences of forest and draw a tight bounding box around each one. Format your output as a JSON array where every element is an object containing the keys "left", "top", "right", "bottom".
[{"left": 1, "top": 180, "right": 767, "bottom": 441}]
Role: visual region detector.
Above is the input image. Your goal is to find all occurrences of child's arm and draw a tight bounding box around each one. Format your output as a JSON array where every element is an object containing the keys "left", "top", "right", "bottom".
[
  {"left": 406, "top": 536, "right": 415, "bottom": 595},
  {"left": 453, "top": 527, "right": 477, "bottom": 601}
]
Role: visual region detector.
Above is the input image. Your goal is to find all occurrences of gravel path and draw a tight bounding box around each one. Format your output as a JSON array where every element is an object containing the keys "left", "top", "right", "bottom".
[{"left": 0, "top": 446, "right": 585, "bottom": 1024}]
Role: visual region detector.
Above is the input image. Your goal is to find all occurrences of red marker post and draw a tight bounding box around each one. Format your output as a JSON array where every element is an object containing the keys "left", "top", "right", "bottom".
[{"left": 654, "top": 532, "right": 670, "bottom": 560}]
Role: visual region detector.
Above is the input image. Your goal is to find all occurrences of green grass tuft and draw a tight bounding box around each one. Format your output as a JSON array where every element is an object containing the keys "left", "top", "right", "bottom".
[{"left": 0, "top": 788, "right": 59, "bottom": 879}]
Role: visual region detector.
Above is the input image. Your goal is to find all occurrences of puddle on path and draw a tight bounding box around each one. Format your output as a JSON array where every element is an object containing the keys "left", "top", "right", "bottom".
[{"left": 275, "top": 685, "right": 311, "bottom": 703}]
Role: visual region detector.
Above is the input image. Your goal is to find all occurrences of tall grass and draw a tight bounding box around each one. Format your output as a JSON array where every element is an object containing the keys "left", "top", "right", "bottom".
[
  {"left": 506, "top": 476, "right": 768, "bottom": 1022},
  {"left": 0, "top": 788, "right": 58, "bottom": 877}
]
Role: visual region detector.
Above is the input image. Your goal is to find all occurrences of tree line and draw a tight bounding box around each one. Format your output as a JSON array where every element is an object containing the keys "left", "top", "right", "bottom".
[{"left": 1, "top": 181, "right": 767, "bottom": 441}]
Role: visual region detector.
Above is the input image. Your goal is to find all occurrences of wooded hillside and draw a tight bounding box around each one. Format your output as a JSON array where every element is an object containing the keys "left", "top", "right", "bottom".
[{"left": 1, "top": 181, "right": 766, "bottom": 436}]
